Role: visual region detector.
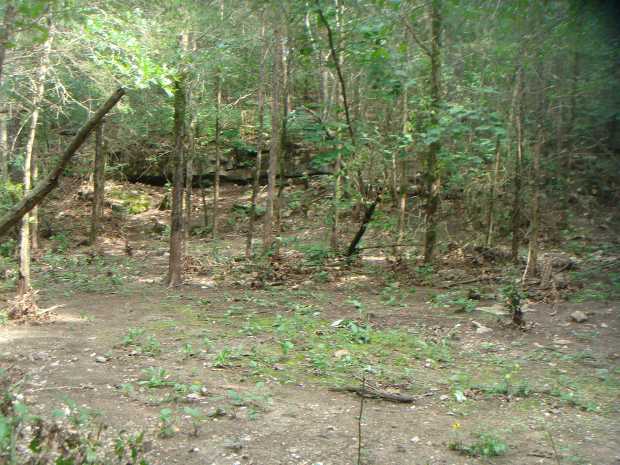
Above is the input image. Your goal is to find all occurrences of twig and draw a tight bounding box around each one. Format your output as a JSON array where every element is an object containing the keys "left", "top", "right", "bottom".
[
  {"left": 544, "top": 426, "right": 562, "bottom": 465},
  {"left": 357, "top": 372, "right": 366, "bottom": 465}
]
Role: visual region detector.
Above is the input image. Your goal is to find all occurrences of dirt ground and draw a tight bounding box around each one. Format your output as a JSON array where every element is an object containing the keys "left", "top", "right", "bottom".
[{"left": 1, "top": 182, "right": 619, "bottom": 465}]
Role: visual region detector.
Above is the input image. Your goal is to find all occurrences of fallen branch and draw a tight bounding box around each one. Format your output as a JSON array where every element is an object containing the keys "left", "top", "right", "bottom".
[
  {"left": 0, "top": 87, "right": 126, "bottom": 238},
  {"left": 329, "top": 384, "right": 416, "bottom": 403}
]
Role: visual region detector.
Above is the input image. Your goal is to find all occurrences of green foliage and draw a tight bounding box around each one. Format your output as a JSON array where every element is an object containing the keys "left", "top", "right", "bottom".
[
  {"left": 432, "top": 291, "right": 477, "bottom": 313},
  {"left": 450, "top": 431, "right": 508, "bottom": 458}
]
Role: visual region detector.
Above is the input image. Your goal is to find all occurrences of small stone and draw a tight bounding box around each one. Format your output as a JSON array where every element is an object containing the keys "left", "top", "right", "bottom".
[
  {"left": 223, "top": 438, "right": 242, "bottom": 451},
  {"left": 570, "top": 311, "right": 588, "bottom": 323},
  {"left": 439, "top": 394, "right": 449, "bottom": 401},
  {"left": 553, "top": 339, "right": 571, "bottom": 345},
  {"left": 334, "top": 349, "right": 350, "bottom": 359},
  {"left": 95, "top": 356, "right": 107, "bottom": 363},
  {"left": 410, "top": 436, "right": 420, "bottom": 443}
]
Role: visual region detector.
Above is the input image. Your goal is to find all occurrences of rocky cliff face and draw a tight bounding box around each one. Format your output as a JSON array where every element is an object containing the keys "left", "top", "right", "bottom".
[{"left": 112, "top": 141, "right": 330, "bottom": 186}]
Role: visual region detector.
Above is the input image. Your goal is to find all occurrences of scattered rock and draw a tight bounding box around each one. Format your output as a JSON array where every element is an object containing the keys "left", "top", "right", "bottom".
[
  {"left": 223, "top": 438, "right": 243, "bottom": 451},
  {"left": 333, "top": 349, "right": 350, "bottom": 359},
  {"left": 553, "top": 339, "right": 571, "bottom": 345},
  {"left": 471, "top": 320, "right": 493, "bottom": 334},
  {"left": 439, "top": 394, "right": 449, "bottom": 401},
  {"left": 478, "top": 304, "right": 508, "bottom": 316},
  {"left": 570, "top": 311, "right": 588, "bottom": 323},
  {"left": 410, "top": 436, "right": 420, "bottom": 443},
  {"left": 95, "top": 356, "right": 108, "bottom": 363}
]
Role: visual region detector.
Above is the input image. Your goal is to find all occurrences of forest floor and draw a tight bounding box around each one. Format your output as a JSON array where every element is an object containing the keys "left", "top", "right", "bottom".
[{"left": 1, "top": 180, "right": 619, "bottom": 465}]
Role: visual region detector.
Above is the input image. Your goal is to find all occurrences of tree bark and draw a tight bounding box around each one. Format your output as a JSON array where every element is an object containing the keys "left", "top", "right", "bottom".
[
  {"left": 0, "top": 87, "right": 125, "bottom": 239},
  {"left": 523, "top": 135, "right": 542, "bottom": 280},
  {"left": 166, "top": 76, "right": 186, "bottom": 287},
  {"left": 0, "top": 108, "right": 7, "bottom": 182},
  {"left": 246, "top": 21, "right": 267, "bottom": 258},
  {"left": 89, "top": 121, "right": 106, "bottom": 244},
  {"left": 511, "top": 70, "right": 524, "bottom": 264},
  {"left": 423, "top": 0, "right": 442, "bottom": 264},
  {"left": 17, "top": 26, "right": 53, "bottom": 291},
  {"left": 212, "top": 74, "right": 222, "bottom": 240},
  {"left": 263, "top": 22, "right": 285, "bottom": 254},
  {"left": 484, "top": 137, "right": 501, "bottom": 248},
  {"left": 0, "top": 1, "right": 15, "bottom": 86}
]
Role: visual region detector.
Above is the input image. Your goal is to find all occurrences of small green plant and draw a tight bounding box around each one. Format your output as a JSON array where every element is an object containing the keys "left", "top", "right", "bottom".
[
  {"left": 449, "top": 429, "right": 508, "bottom": 458},
  {"left": 345, "top": 321, "right": 372, "bottom": 344},
  {"left": 139, "top": 367, "right": 174, "bottom": 388},
  {"left": 142, "top": 335, "right": 162, "bottom": 356},
  {"left": 183, "top": 407, "right": 204, "bottom": 437},
  {"left": 213, "top": 348, "right": 233, "bottom": 368},
  {"left": 280, "top": 339, "right": 294, "bottom": 356},
  {"left": 432, "top": 291, "right": 477, "bottom": 313},
  {"left": 180, "top": 342, "right": 196, "bottom": 358},
  {"left": 380, "top": 282, "right": 409, "bottom": 306},
  {"left": 501, "top": 280, "right": 526, "bottom": 326},
  {"left": 158, "top": 408, "right": 176, "bottom": 438},
  {"left": 122, "top": 327, "right": 146, "bottom": 346}
]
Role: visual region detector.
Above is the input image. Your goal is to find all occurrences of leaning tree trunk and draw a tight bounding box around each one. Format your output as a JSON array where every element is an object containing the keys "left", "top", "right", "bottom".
[
  {"left": 18, "top": 25, "right": 53, "bottom": 293},
  {"left": 423, "top": 0, "right": 442, "bottom": 264},
  {"left": 246, "top": 21, "right": 267, "bottom": 258},
  {"left": 0, "top": 88, "right": 125, "bottom": 239},
  {"left": 89, "top": 121, "right": 106, "bottom": 245},
  {"left": 166, "top": 76, "right": 187, "bottom": 287},
  {"left": 263, "top": 22, "right": 285, "bottom": 254}
]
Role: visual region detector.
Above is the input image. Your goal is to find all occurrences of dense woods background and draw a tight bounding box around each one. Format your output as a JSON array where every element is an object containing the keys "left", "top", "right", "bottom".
[{"left": 0, "top": 1, "right": 619, "bottom": 463}]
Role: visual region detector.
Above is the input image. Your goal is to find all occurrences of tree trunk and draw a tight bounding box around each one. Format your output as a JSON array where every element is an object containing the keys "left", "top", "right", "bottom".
[
  {"left": 511, "top": 71, "right": 524, "bottom": 264},
  {"left": 330, "top": 149, "right": 342, "bottom": 251},
  {"left": 166, "top": 76, "right": 186, "bottom": 287},
  {"left": 423, "top": 0, "right": 442, "bottom": 264},
  {"left": 346, "top": 197, "right": 380, "bottom": 257},
  {"left": 0, "top": 1, "right": 15, "bottom": 86},
  {"left": 89, "top": 121, "right": 106, "bottom": 245},
  {"left": 18, "top": 25, "right": 53, "bottom": 292},
  {"left": 263, "top": 22, "right": 285, "bottom": 254},
  {"left": 484, "top": 137, "right": 501, "bottom": 248},
  {"left": 184, "top": 117, "right": 196, "bottom": 249},
  {"left": 523, "top": 136, "right": 542, "bottom": 280},
  {"left": 212, "top": 75, "right": 222, "bottom": 240},
  {"left": 246, "top": 21, "right": 267, "bottom": 258},
  {"left": 0, "top": 108, "right": 7, "bottom": 182}
]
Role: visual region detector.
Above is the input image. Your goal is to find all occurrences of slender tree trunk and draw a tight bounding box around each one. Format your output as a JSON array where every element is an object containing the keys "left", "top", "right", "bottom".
[
  {"left": 0, "top": 108, "right": 7, "bottom": 182},
  {"left": 0, "top": 1, "right": 15, "bottom": 86},
  {"left": 89, "top": 121, "right": 106, "bottom": 245},
  {"left": 330, "top": 149, "right": 342, "bottom": 251},
  {"left": 484, "top": 137, "right": 501, "bottom": 248},
  {"left": 423, "top": 0, "right": 442, "bottom": 264},
  {"left": 396, "top": 89, "right": 409, "bottom": 255},
  {"left": 523, "top": 135, "right": 542, "bottom": 280},
  {"left": 166, "top": 76, "right": 186, "bottom": 287},
  {"left": 18, "top": 25, "right": 53, "bottom": 292},
  {"left": 263, "top": 22, "right": 285, "bottom": 254},
  {"left": 212, "top": 75, "right": 222, "bottom": 240},
  {"left": 184, "top": 117, "right": 196, "bottom": 249},
  {"left": 246, "top": 21, "right": 267, "bottom": 258},
  {"left": 511, "top": 71, "right": 524, "bottom": 264}
]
